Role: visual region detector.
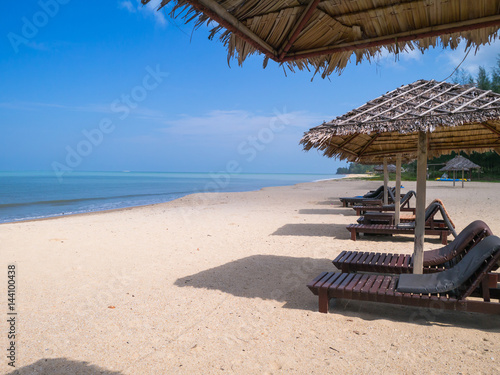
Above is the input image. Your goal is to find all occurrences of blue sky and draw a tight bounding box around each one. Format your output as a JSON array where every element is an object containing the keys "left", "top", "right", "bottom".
[{"left": 1, "top": 1, "right": 499, "bottom": 175}]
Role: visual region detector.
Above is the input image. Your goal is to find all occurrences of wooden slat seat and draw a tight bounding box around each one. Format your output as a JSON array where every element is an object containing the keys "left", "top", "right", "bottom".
[
  {"left": 356, "top": 198, "right": 455, "bottom": 229},
  {"left": 353, "top": 190, "right": 416, "bottom": 215},
  {"left": 335, "top": 220, "right": 492, "bottom": 273},
  {"left": 346, "top": 223, "right": 452, "bottom": 244},
  {"left": 355, "top": 205, "right": 415, "bottom": 216},
  {"left": 308, "top": 235, "right": 500, "bottom": 315}
]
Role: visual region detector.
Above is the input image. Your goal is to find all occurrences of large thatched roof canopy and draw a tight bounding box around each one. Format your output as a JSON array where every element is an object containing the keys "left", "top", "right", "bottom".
[
  {"left": 440, "top": 155, "right": 481, "bottom": 171},
  {"left": 143, "top": 0, "right": 500, "bottom": 77},
  {"left": 300, "top": 79, "right": 500, "bottom": 163}
]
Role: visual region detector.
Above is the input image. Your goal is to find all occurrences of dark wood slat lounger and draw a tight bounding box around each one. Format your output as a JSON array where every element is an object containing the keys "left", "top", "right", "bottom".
[
  {"left": 334, "top": 220, "right": 492, "bottom": 273},
  {"left": 353, "top": 190, "right": 416, "bottom": 215},
  {"left": 356, "top": 212, "right": 416, "bottom": 225},
  {"left": 340, "top": 195, "right": 403, "bottom": 208},
  {"left": 354, "top": 205, "right": 415, "bottom": 215},
  {"left": 348, "top": 199, "right": 456, "bottom": 244},
  {"left": 340, "top": 197, "right": 384, "bottom": 207},
  {"left": 346, "top": 223, "right": 452, "bottom": 244},
  {"left": 339, "top": 187, "right": 398, "bottom": 207},
  {"left": 308, "top": 235, "right": 500, "bottom": 315},
  {"left": 356, "top": 198, "right": 454, "bottom": 227}
]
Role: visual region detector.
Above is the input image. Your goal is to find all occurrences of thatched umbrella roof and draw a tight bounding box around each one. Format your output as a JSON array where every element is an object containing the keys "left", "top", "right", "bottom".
[
  {"left": 300, "top": 79, "right": 500, "bottom": 274},
  {"left": 440, "top": 155, "right": 481, "bottom": 171},
  {"left": 374, "top": 164, "right": 404, "bottom": 173},
  {"left": 143, "top": 0, "right": 500, "bottom": 77},
  {"left": 300, "top": 79, "right": 500, "bottom": 163}
]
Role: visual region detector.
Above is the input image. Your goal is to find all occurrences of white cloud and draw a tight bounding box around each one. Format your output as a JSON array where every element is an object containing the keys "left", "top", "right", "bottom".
[
  {"left": 119, "top": 1, "right": 136, "bottom": 13},
  {"left": 119, "top": 0, "right": 167, "bottom": 26},
  {"left": 0, "top": 101, "right": 165, "bottom": 120},
  {"left": 158, "top": 109, "right": 326, "bottom": 137},
  {"left": 370, "top": 37, "right": 500, "bottom": 75},
  {"left": 364, "top": 45, "right": 425, "bottom": 74},
  {"left": 437, "top": 39, "right": 500, "bottom": 75}
]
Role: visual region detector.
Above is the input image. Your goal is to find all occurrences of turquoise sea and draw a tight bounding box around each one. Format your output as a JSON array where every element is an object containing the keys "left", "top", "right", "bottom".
[{"left": 0, "top": 171, "right": 342, "bottom": 223}]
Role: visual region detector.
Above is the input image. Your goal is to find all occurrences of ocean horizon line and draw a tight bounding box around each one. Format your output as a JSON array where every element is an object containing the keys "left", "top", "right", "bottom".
[
  {"left": 0, "top": 170, "right": 339, "bottom": 175},
  {"left": 0, "top": 172, "right": 344, "bottom": 224}
]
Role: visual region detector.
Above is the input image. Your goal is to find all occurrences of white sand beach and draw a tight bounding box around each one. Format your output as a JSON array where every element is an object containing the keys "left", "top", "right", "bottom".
[{"left": 1, "top": 179, "right": 499, "bottom": 374}]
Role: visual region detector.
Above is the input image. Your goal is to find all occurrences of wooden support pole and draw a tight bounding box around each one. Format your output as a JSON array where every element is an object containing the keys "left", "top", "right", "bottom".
[
  {"left": 395, "top": 154, "right": 402, "bottom": 225},
  {"left": 462, "top": 168, "right": 465, "bottom": 188},
  {"left": 413, "top": 131, "right": 427, "bottom": 274},
  {"left": 453, "top": 170, "right": 456, "bottom": 187},
  {"left": 383, "top": 158, "right": 389, "bottom": 205}
]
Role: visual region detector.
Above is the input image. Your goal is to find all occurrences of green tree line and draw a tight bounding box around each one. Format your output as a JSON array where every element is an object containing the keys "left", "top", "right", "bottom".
[{"left": 336, "top": 163, "right": 373, "bottom": 174}]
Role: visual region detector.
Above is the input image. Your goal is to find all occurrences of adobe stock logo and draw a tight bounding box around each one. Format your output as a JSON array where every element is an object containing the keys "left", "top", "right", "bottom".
[
  {"left": 51, "top": 65, "right": 169, "bottom": 181},
  {"left": 7, "top": 0, "right": 71, "bottom": 53}
]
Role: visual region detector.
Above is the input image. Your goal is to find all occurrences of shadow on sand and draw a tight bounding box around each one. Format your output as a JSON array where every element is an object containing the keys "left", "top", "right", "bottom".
[
  {"left": 326, "top": 298, "right": 500, "bottom": 331},
  {"left": 176, "top": 255, "right": 333, "bottom": 310},
  {"left": 175, "top": 254, "right": 500, "bottom": 330},
  {"left": 314, "top": 200, "right": 343, "bottom": 206},
  {"left": 298, "top": 208, "right": 356, "bottom": 215},
  {"left": 271, "top": 223, "right": 340, "bottom": 237},
  {"left": 7, "top": 358, "right": 123, "bottom": 375}
]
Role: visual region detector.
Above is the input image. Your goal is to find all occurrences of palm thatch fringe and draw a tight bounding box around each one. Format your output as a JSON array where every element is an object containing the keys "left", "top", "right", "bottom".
[
  {"left": 300, "top": 79, "right": 500, "bottom": 163},
  {"left": 142, "top": 0, "right": 500, "bottom": 77}
]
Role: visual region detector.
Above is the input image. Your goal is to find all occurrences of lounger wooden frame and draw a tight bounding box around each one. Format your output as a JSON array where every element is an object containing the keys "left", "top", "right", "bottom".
[
  {"left": 307, "top": 250, "right": 500, "bottom": 315},
  {"left": 348, "top": 199, "right": 456, "bottom": 244},
  {"left": 346, "top": 224, "right": 452, "bottom": 244},
  {"left": 353, "top": 190, "right": 415, "bottom": 215},
  {"left": 339, "top": 188, "right": 397, "bottom": 207},
  {"left": 334, "top": 221, "right": 492, "bottom": 273},
  {"left": 356, "top": 198, "right": 454, "bottom": 226},
  {"left": 354, "top": 205, "right": 415, "bottom": 216}
]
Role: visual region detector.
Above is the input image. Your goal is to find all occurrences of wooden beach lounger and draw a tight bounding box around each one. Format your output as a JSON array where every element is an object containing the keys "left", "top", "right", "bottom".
[
  {"left": 353, "top": 190, "right": 416, "bottom": 215},
  {"left": 347, "top": 224, "right": 452, "bottom": 244},
  {"left": 334, "top": 220, "right": 492, "bottom": 273},
  {"left": 308, "top": 235, "right": 500, "bottom": 314},
  {"left": 348, "top": 199, "right": 457, "bottom": 244},
  {"left": 356, "top": 198, "right": 452, "bottom": 225},
  {"left": 356, "top": 185, "right": 385, "bottom": 198},
  {"left": 339, "top": 187, "right": 396, "bottom": 207}
]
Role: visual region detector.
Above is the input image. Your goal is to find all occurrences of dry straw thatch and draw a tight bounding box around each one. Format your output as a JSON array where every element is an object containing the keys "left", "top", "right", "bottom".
[
  {"left": 142, "top": 0, "right": 500, "bottom": 77},
  {"left": 440, "top": 155, "right": 481, "bottom": 171},
  {"left": 300, "top": 79, "right": 500, "bottom": 163},
  {"left": 373, "top": 164, "right": 403, "bottom": 173}
]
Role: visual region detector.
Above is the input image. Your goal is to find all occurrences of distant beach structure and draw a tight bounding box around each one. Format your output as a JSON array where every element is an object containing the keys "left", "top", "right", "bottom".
[
  {"left": 373, "top": 164, "right": 405, "bottom": 174},
  {"left": 439, "top": 155, "right": 482, "bottom": 187}
]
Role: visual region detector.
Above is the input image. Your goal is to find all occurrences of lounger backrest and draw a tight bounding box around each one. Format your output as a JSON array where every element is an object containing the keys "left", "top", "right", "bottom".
[
  {"left": 424, "top": 199, "right": 456, "bottom": 230},
  {"left": 399, "top": 190, "right": 416, "bottom": 206},
  {"left": 373, "top": 188, "right": 385, "bottom": 199},
  {"left": 433, "top": 199, "right": 455, "bottom": 228},
  {"left": 396, "top": 199, "right": 455, "bottom": 231},
  {"left": 387, "top": 187, "right": 396, "bottom": 202},
  {"left": 436, "top": 205, "right": 457, "bottom": 237},
  {"left": 397, "top": 235, "right": 500, "bottom": 295},
  {"left": 423, "top": 220, "right": 493, "bottom": 267},
  {"left": 424, "top": 201, "right": 441, "bottom": 222},
  {"left": 363, "top": 185, "right": 384, "bottom": 198}
]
